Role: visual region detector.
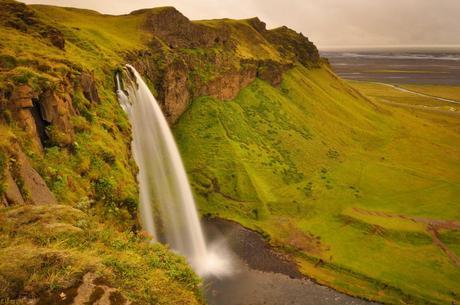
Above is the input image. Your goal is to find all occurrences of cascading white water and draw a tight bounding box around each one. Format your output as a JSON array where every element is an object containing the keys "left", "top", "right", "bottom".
[{"left": 116, "top": 65, "right": 230, "bottom": 276}]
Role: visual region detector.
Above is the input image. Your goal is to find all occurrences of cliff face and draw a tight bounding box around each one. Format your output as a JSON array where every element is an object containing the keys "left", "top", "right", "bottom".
[{"left": 128, "top": 7, "right": 319, "bottom": 123}]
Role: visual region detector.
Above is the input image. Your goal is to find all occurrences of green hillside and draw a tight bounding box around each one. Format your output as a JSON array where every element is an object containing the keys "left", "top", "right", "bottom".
[
  {"left": 0, "top": 1, "right": 459, "bottom": 304},
  {"left": 175, "top": 65, "right": 460, "bottom": 304}
]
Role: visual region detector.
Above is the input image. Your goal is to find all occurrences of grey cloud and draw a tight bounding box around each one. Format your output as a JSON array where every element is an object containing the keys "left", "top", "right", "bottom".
[{"left": 21, "top": 0, "right": 460, "bottom": 48}]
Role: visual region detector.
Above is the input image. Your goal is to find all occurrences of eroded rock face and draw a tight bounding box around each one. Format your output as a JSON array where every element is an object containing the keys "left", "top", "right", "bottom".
[
  {"left": 8, "top": 85, "right": 43, "bottom": 150},
  {"left": 132, "top": 55, "right": 291, "bottom": 124},
  {"left": 160, "top": 58, "right": 190, "bottom": 123},
  {"left": 197, "top": 65, "right": 257, "bottom": 100},
  {"left": 140, "top": 7, "right": 230, "bottom": 49},
  {"left": 41, "top": 27, "right": 66, "bottom": 50},
  {"left": 13, "top": 146, "right": 56, "bottom": 205},
  {"left": 264, "top": 27, "right": 320, "bottom": 67},
  {"left": 80, "top": 72, "right": 100, "bottom": 104},
  {"left": 2, "top": 166, "right": 25, "bottom": 206},
  {"left": 39, "top": 86, "right": 76, "bottom": 138},
  {"left": 128, "top": 10, "right": 320, "bottom": 125},
  {"left": 1, "top": 144, "right": 56, "bottom": 206},
  {"left": 6, "top": 81, "right": 79, "bottom": 149}
]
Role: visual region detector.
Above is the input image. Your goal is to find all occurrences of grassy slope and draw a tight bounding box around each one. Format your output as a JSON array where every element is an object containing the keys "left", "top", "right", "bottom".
[
  {"left": 0, "top": 4, "right": 202, "bottom": 304},
  {"left": 0, "top": 204, "right": 202, "bottom": 305},
  {"left": 174, "top": 65, "right": 460, "bottom": 304}
]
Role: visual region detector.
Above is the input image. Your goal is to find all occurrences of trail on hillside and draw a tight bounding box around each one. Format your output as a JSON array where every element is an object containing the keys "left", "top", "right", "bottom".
[{"left": 378, "top": 83, "right": 460, "bottom": 105}]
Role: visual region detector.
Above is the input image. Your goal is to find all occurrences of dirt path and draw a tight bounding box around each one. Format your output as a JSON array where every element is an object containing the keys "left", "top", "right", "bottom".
[{"left": 378, "top": 82, "right": 460, "bottom": 105}]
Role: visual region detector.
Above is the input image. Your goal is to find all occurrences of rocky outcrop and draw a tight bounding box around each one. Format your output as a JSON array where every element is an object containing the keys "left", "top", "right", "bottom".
[
  {"left": 1, "top": 144, "right": 56, "bottom": 206},
  {"left": 127, "top": 9, "right": 320, "bottom": 125},
  {"left": 132, "top": 55, "right": 293, "bottom": 124},
  {"left": 7, "top": 85, "right": 43, "bottom": 150},
  {"left": 39, "top": 83, "right": 76, "bottom": 141},
  {"left": 79, "top": 72, "right": 100, "bottom": 104},
  {"left": 198, "top": 66, "right": 257, "bottom": 101},
  {"left": 1, "top": 70, "right": 101, "bottom": 149},
  {"left": 0, "top": 0, "right": 38, "bottom": 31},
  {"left": 256, "top": 60, "right": 293, "bottom": 87},
  {"left": 16, "top": 148, "right": 55, "bottom": 205},
  {"left": 2, "top": 166, "right": 25, "bottom": 206},
  {"left": 248, "top": 17, "right": 320, "bottom": 67},
  {"left": 139, "top": 7, "right": 230, "bottom": 49},
  {"left": 5, "top": 81, "right": 78, "bottom": 149},
  {"left": 266, "top": 29, "right": 320, "bottom": 67},
  {"left": 41, "top": 27, "right": 66, "bottom": 50}
]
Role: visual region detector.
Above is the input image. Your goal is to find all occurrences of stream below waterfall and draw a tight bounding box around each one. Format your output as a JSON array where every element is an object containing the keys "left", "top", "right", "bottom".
[{"left": 203, "top": 218, "right": 378, "bottom": 305}]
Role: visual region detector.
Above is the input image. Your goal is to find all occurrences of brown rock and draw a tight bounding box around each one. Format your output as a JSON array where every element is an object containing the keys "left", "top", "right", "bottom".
[
  {"left": 8, "top": 85, "right": 43, "bottom": 150},
  {"left": 41, "top": 27, "right": 65, "bottom": 50},
  {"left": 199, "top": 65, "right": 257, "bottom": 101},
  {"left": 161, "top": 59, "right": 190, "bottom": 123},
  {"left": 79, "top": 72, "right": 100, "bottom": 103},
  {"left": 13, "top": 147, "right": 56, "bottom": 205},
  {"left": 3, "top": 166, "right": 24, "bottom": 206},
  {"left": 0, "top": 195, "right": 7, "bottom": 207},
  {"left": 263, "top": 26, "right": 320, "bottom": 67},
  {"left": 39, "top": 88, "right": 75, "bottom": 138},
  {"left": 141, "top": 7, "right": 229, "bottom": 49},
  {"left": 247, "top": 17, "right": 267, "bottom": 33},
  {"left": 0, "top": 0, "right": 38, "bottom": 31},
  {"left": 257, "top": 60, "right": 288, "bottom": 87},
  {"left": 10, "top": 85, "right": 34, "bottom": 108}
]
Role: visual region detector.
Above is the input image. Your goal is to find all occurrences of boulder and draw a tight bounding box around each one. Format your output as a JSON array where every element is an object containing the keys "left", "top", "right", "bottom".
[{"left": 13, "top": 146, "right": 56, "bottom": 205}]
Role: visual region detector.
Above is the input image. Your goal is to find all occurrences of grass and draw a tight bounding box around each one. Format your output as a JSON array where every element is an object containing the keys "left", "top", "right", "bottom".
[
  {"left": 0, "top": 3, "right": 203, "bottom": 303},
  {"left": 0, "top": 204, "right": 202, "bottom": 304},
  {"left": 349, "top": 80, "right": 460, "bottom": 111},
  {"left": 174, "top": 64, "right": 460, "bottom": 304},
  {"left": 399, "top": 84, "right": 460, "bottom": 102},
  {"left": 1, "top": 2, "right": 459, "bottom": 304}
]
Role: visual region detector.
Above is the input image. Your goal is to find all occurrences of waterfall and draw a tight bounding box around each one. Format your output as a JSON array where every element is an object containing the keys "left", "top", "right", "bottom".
[{"left": 116, "top": 65, "right": 230, "bottom": 276}]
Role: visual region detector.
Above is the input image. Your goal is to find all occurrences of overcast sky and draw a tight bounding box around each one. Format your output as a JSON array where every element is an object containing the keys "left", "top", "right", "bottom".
[{"left": 22, "top": 0, "right": 460, "bottom": 48}]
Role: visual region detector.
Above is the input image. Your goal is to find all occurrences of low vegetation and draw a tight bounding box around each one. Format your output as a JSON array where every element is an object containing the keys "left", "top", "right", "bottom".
[
  {"left": 0, "top": 204, "right": 202, "bottom": 304},
  {"left": 175, "top": 65, "right": 460, "bottom": 305},
  {"left": 1, "top": 1, "right": 459, "bottom": 304}
]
